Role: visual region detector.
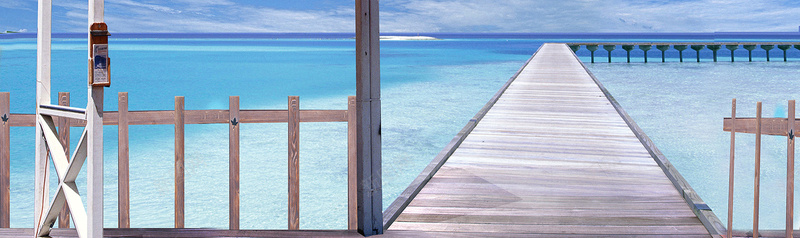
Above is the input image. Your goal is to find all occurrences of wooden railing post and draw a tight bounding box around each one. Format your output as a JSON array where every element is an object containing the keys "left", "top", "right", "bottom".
[
  {"left": 347, "top": 96, "right": 357, "bottom": 230},
  {"left": 118, "top": 92, "right": 130, "bottom": 228},
  {"left": 288, "top": 96, "right": 300, "bottom": 230},
  {"left": 754, "top": 102, "right": 762, "bottom": 238},
  {"left": 174, "top": 96, "right": 185, "bottom": 228},
  {"left": 728, "top": 99, "right": 736, "bottom": 238},
  {"left": 788, "top": 100, "right": 795, "bottom": 238},
  {"left": 57, "top": 92, "right": 70, "bottom": 228},
  {"left": 0, "top": 92, "right": 10, "bottom": 228},
  {"left": 356, "top": 0, "right": 383, "bottom": 235},
  {"left": 229, "top": 96, "right": 240, "bottom": 230}
]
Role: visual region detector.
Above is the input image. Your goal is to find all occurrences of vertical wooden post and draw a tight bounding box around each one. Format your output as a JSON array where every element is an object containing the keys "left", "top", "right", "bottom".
[
  {"left": 288, "top": 96, "right": 300, "bottom": 230},
  {"left": 347, "top": 96, "right": 357, "bottom": 230},
  {"left": 788, "top": 100, "right": 795, "bottom": 238},
  {"left": 87, "top": 1, "right": 105, "bottom": 237},
  {"left": 728, "top": 99, "right": 736, "bottom": 238},
  {"left": 87, "top": 86, "right": 104, "bottom": 237},
  {"left": 118, "top": 92, "right": 130, "bottom": 228},
  {"left": 34, "top": 0, "right": 53, "bottom": 234},
  {"left": 356, "top": 0, "right": 383, "bottom": 235},
  {"left": 229, "top": 96, "right": 240, "bottom": 230},
  {"left": 174, "top": 96, "right": 185, "bottom": 228},
  {"left": 57, "top": 92, "right": 70, "bottom": 228},
  {"left": 0, "top": 92, "right": 10, "bottom": 228},
  {"left": 754, "top": 102, "right": 762, "bottom": 238}
]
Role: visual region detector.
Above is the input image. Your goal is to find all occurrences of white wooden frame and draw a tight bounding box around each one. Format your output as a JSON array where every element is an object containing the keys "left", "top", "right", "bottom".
[{"left": 35, "top": 0, "right": 105, "bottom": 237}]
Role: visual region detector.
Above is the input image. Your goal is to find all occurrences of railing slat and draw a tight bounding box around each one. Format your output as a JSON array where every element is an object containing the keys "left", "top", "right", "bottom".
[
  {"left": 118, "top": 92, "right": 130, "bottom": 228},
  {"left": 57, "top": 92, "right": 70, "bottom": 228},
  {"left": 727, "top": 99, "right": 736, "bottom": 238},
  {"left": 229, "top": 96, "right": 240, "bottom": 230},
  {"left": 174, "top": 96, "right": 185, "bottom": 228},
  {"left": 788, "top": 100, "right": 795, "bottom": 238},
  {"left": 0, "top": 92, "right": 9, "bottom": 228},
  {"left": 288, "top": 96, "right": 300, "bottom": 230},
  {"left": 755, "top": 102, "right": 762, "bottom": 238},
  {"left": 347, "top": 96, "right": 357, "bottom": 230}
]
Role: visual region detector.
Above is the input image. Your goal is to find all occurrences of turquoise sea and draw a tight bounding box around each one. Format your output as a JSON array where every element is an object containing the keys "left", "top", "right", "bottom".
[{"left": 1, "top": 33, "right": 799, "bottom": 230}]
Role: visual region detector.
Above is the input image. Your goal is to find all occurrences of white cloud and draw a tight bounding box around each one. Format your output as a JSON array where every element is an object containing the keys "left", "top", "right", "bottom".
[
  {"left": 20, "top": 0, "right": 800, "bottom": 33},
  {"left": 380, "top": 0, "right": 800, "bottom": 32}
]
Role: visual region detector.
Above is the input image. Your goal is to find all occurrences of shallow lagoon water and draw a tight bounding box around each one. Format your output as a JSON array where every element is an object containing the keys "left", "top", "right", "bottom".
[{"left": 1, "top": 35, "right": 799, "bottom": 230}]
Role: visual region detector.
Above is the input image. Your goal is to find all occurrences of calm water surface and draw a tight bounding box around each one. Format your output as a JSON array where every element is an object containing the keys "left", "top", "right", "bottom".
[{"left": 1, "top": 33, "right": 799, "bottom": 229}]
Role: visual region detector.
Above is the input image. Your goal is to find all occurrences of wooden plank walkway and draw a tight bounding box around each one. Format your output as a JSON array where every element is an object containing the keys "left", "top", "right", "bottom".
[{"left": 385, "top": 43, "right": 715, "bottom": 237}]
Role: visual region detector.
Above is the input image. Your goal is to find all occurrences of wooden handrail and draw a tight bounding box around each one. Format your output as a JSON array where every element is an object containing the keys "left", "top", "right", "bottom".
[{"left": 0, "top": 92, "right": 357, "bottom": 230}]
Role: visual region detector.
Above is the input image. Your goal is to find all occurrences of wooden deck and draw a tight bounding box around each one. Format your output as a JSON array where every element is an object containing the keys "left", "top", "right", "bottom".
[{"left": 384, "top": 43, "right": 719, "bottom": 237}]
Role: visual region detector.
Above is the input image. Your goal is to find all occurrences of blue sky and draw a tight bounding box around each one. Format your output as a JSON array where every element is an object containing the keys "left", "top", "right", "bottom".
[{"left": 1, "top": 0, "right": 799, "bottom": 33}]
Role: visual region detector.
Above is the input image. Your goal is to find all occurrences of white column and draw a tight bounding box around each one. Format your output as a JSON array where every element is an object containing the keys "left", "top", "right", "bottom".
[
  {"left": 355, "top": 0, "right": 382, "bottom": 236},
  {"left": 87, "top": 1, "right": 105, "bottom": 237},
  {"left": 34, "top": 0, "right": 52, "bottom": 234}
]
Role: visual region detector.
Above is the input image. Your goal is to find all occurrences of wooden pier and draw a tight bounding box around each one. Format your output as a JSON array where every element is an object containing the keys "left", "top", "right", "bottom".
[
  {"left": 568, "top": 42, "right": 800, "bottom": 63},
  {"left": 382, "top": 43, "right": 724, "bottom": 237}
]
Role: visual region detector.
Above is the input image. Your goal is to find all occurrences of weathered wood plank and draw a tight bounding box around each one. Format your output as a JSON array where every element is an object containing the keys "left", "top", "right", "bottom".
[
  {"left": 8, "top": 109, "right": 348, "bottom": 127},
  {"left": 390, "top": 222, "right": 710, "bottom": 235},
  {"left": 356, "top": 0, "right": 383, "bottom": 235},
  {"left": 395, "top": 213, "right": 704, "bottom": 226},
  {"left": 755, "top": 102, "right": 762, "bottom": 238},
  {"left": 789, "top": 100, "right": 796, "bottom": 238},
  {"left": 0, "top": 92, "right": 9, "bottom": 228},
  {"left": 728, "top": 99, "right": 736, "bottom": 238},
  {"left": 57, "top": 92, "right": 70, "bottom": 228},
  {"left": 229, "top": 96, "right": 239, "bottom": 230},
  {"left": 174, "top": 96, "right": 185, "bottom": 228},
  {"left": 118, "top": 92, "right": 130, "bottom": 228},
  {"left": 347, "top": 96, "right": 357, "bottom": 230},
  {"left": 288, "top": 96, "right": 300, "bottom": 230},
  {"left": 724, "top": 117, "right": 800, "bottom": 136}
]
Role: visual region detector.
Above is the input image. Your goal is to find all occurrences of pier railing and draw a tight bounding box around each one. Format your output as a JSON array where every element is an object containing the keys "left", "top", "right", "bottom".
[
  {"left": 0, "top": 92, "right": 358, "bottom": 230},
  {"left": 723, "top": 99, "right": 797, "bottom": 238},
  {"left": 568, "top": 42, "right": 800, "bottom": 63}
]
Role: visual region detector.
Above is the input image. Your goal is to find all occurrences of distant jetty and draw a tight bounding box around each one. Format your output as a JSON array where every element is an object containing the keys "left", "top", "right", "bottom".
[{"left": 380, "top": 35, "right": 440, "bottom": 41}]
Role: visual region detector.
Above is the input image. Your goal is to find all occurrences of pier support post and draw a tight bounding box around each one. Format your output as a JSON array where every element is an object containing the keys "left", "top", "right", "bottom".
[
  {"left": 356, "top": 0, "right": 383, "bottom": 235},
  {"left": 622, "top": 45, "right": 634, "bottom": 63},
  {"left": 707, "top": 45, "right": 720, "bottom": 62},
  {"left": 639, "top": 45, "right": 652, "bottom": 63},
  {"left": 761, "top": 45, "right": 774, "bottom": 62},
  {"left": 691, "top": 45, "right": 704, "bottom": 62},
  {"left": 603, "top": 45, "right": 615, "bottom": 63},
  {"left": 743, "top": 45, "right": 756, "bottom": 62},
  {"left": 778, "top": 45, "right": 791, "bottom": 62},
  {"left": 726, "top": 45, "right": 739, "bottom": 62},
  {"left": 674, "top": 45, "right": 687, "bottom": 62},
  {"left": 586, "top": 45, "right": 598, "bottom": 63},
  {"left": 568, "top": 44, "right": 580, "bottom": 52},
  {"left": 656, "top": 45, "right": 669, "bottom": 62}
]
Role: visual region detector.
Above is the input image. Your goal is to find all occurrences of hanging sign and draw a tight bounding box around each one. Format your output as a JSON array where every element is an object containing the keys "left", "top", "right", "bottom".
[{"left": 92, "top": 44, "right": 110, "bottom": 86}]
